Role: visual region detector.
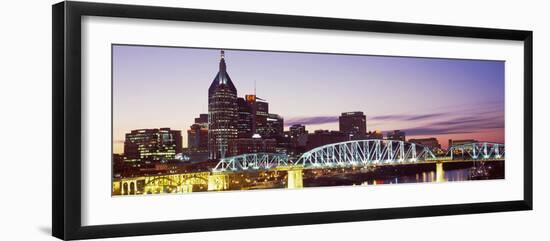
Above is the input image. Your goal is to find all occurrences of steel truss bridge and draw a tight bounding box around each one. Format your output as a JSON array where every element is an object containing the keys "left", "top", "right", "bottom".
[
  {"left": 296, "top": 139, "right": 435, "bottom": 167},
  {"left": 213, "top": 140, "right": 505, "bottom": 172},
  {"left": 213, "top": 152, "right": 290, "bottom": 172},
  {"left": 116, "top": 140, "right": 505, "bottom": 194},
  {"left": 447, "top": 142, "right": 504, "bottom": 160}
]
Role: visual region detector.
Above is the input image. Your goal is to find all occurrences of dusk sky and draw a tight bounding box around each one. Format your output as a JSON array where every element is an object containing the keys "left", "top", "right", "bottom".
[{"left": 112, "top": 45, "right": 504, "bottom": 154}]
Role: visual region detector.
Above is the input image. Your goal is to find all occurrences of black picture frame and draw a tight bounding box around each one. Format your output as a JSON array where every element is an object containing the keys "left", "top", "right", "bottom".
[{"left": 52, "top": 1, "right": 533, "bottom": 240}]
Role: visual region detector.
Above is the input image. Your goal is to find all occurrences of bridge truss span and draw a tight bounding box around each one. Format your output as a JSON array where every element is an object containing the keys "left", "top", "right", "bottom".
[
  {"left": 295, "top": 139, "right": 436, "bottom": 168},
  {"left": 448, "top": 142, "right": 504, "bottom": 160},
  {"left": 213, "top": 152, "right": 290, "bottom": 172}
]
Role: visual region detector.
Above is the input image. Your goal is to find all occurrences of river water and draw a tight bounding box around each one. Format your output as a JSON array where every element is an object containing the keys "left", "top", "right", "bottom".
[{"left": 303, "top": 161, "right": 505, "bottom": 187}]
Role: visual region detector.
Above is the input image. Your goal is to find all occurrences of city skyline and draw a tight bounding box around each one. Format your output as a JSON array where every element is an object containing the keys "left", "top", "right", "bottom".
[{"left": 113, "top": 45, "right": 504, "bottom": 153}]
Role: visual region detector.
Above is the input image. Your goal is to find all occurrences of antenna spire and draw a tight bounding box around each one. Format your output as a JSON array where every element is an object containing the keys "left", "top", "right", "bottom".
[{"left": 218, "top": 49, "right": 227, "bottom": 76}]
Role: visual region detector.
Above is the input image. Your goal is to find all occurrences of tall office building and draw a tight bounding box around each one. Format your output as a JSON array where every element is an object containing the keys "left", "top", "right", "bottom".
[
  {"left": 306, "top": 130, "right": 348, "bottom": 150},
  {"left": 254, "top": 98, "right": 269, "bottom": 136},
  {"left": 237, "top": 97, "right": 253, "bottom": 138},
  {"left": 339, "top": 112, "right": 367, "bottom": 137},
  {"left": 194, "top": 114, "right": 208, "bottom": 126},
  {"left": 228, "top": 137, "right": 277, "bottom": 156},
  {"left": 266, "top": 113, "right": 284, "bottom": 138},
  {"left": 289, "top": 124, "right": 308, "bottom": 148},
  {"left": 187, "top": 124, "right": 208, "bottom": 153},
  {"left": 123, "top": 128, "right": 182, "bottom": 161},
  {"left": 208, "top": 50, "right": 238, "bottom": 159},
  {"left": 244, "top": 94, "right": 269, "bottom": 137},
  {"left": 238, "top": 94, "right": 282, "bottom": 138}
]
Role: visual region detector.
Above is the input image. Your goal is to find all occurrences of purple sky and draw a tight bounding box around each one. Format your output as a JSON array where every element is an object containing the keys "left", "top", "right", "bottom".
[{"left": 112, "top": 45, "right": 504, "bottom": 153}]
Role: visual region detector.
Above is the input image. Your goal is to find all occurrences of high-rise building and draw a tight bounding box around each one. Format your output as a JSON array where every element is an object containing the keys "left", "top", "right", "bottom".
[
  {"left": 237, "top": 97, "right": 253, "bottom": 138},
  {"left": 386, "top": 130, "right": 406, "bottom": 141},
  {"left": 286, "top": 124, "right": 308, "bottom": 157},
  {"left": 289, "top": 124, "right": 307, "bottom": 136},
  {"left": 187, "top": 124, "right": 208, "bottom": 153},
  {"left": 244, "top": 94, "right": 269, "bottom": 136},
  {"left": 289, "top": 124, "right": 308, "bottom": 148},
  {"left": 186, "top": 114, "right": 209, "bottom": 161},
  {"left": 274, "top": 134, "right": 291, "bottom": 155},
  {"left": 208, "top": 50, "right": 238, "bottom": 159},
  {"left": 339, "top": 112, "right": 367, "bottom": 137},
  {"left": 228, "top": 136, "right": 277, "bottom": 156},
  {"left": 266, "top": 113, "right": 284, "bottom": 138},
  {"left": 254, "top": 99, "right": 269, "bottom": 136},
  {"left": 123, "top": 128, "right": 182, "bottom": 161},
  {"left": 306, "top": 130, "right": 348, "bottom": 150},
  {"left": 194, "top": 114, "right": 208, "bottom": 126},
  {"left": 238, "top": 94, "right": 284, "bottom": 140}
]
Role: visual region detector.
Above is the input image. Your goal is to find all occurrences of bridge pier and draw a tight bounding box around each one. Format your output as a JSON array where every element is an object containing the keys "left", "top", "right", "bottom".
[
  {"left": 208, "top": 173, "right": 229, "bottom": 191},
  {"left": 121, "top": 181, "right": 128, "bottom": 195},
  {"left": 112, "top": 181, "right": 121, "bottom": 195},
  {"left": 436, "top": 162, "right": 445, "bottom": 183},
  {"left": 180, "top": 183, "right": 194, "bottom": 193},
  {"left": 287, "top": 168, "right": 303, "bottom": 189},
  {"left": 143, "top": 186, "right": 150, "bottom": 194},
  {"left": 120, "top": 180, "right": 138, "bottom": 195}
]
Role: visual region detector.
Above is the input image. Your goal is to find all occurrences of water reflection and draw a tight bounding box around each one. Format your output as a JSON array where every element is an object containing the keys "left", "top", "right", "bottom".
[
  {"left": 303, "top": 161, "right": 504, "bottom": 188},
  {"left": 361, "top": 168, "right": 487, "bottom": 185}
]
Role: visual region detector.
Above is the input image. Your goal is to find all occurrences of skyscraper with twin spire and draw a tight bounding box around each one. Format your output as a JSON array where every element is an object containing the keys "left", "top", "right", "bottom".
[{"left": 208, "top": 50, "right": 238, "bottom": 159}]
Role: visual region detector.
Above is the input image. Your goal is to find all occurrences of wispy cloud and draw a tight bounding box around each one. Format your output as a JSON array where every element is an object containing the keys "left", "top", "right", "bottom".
[
  {"left": 369, "top": 112, "right": 447, "bottom": 121},
  {"left": 285, "top": 112, "right": 448, "bottom": 127},
  {"left": 368, "top": 114, "right": 408, "bottom": 121},
  {"left": 285, "top": 116, "right": 339, "bottom": 126},
  {"left": 402, "top": 127, "right": 476, "bottom": 136},
  {"left": 403, "top": 115, "right": 504, "bottom": 136},
  {"left": 429, "top": 116, "right": 489, "bottom": 126},
  {"left": 406, "top": 113, "right": 448, "bottom": 121},
  {"left": 284, "top": 111, "right": 504, "bottom": 138}
]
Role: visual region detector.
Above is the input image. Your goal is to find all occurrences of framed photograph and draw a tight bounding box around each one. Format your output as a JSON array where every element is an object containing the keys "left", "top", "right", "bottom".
[{"left": 52, "top": 1, "right": 533, "bottom": 240}]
